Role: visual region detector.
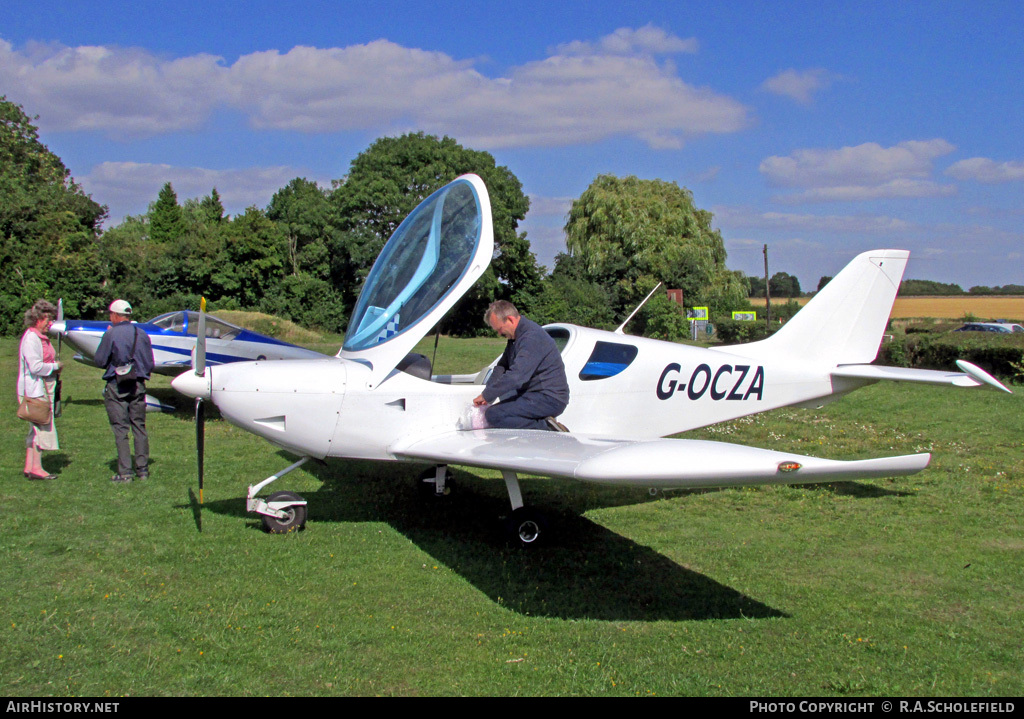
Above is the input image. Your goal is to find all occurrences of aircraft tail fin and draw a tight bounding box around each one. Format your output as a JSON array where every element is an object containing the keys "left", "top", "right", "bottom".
[{"left": 737, "top": 250, "right": 909, "bottom": 366}]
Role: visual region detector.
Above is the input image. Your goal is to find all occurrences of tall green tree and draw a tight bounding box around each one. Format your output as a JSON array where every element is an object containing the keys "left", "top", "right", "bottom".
[
  {"left": 267, "top": 178, "right": 331, "bottom": 279},
  {"left": 330, "top": 132, "right": 541, "bottom": 333},
  {"left": 149, "top": 182, "right": 186, "bottom": 244},
  {"left": 0, "top": 97, "right": 106, "bottom": 332},
  {"left": 213, "top": 207, "right": 286, "bottom": 307},
  {"left": 564, "top": 174, "right": 747, "bottom": 335},
  {"left": 197, "top": 188, "right": 225, "bottom": 225}
]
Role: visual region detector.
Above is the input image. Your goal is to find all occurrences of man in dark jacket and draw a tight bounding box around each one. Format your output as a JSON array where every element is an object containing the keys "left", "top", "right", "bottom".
[
  {"left": 94, "top": 299, "right": 156, "bottom": 483},
  {"left": 473, "top": 301, "right": 569, "bottom": 430}
]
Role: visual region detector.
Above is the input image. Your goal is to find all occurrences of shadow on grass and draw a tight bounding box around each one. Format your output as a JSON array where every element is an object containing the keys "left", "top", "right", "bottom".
[
  {"left": 188, "top": 487, "right": 202, "bottom": 533},
  {"left": 799, "top": 481, "right": 914, "bottom": 498},
  {"left": 194, "top": 457, "right": 788, "bottom": 622}
]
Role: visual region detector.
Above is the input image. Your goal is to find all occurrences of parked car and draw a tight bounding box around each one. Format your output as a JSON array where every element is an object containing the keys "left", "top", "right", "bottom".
[{"left": 954, "top": 322, "right": 1024, "bottom": 333}]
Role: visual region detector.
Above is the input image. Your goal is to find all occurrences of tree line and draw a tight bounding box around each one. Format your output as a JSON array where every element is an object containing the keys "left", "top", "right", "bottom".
[{"left": 2, "top": 95, "right": 774, "bottom": 340}]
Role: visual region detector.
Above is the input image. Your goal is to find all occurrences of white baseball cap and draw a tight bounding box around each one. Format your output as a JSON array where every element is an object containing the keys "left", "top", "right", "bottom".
[{"left": 109, "top": 299, "right": 133, "bottom": 315}]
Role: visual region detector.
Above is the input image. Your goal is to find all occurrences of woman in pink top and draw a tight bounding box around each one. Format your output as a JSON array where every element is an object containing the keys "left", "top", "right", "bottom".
[{"left": 17, "top": 300, "right": 63, "bottom": 480}]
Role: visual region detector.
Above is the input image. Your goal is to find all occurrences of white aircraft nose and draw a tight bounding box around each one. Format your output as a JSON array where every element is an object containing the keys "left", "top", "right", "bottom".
[
  {"left": 49, "top": 321, "right": 66, "bottom": 335},
  {"left": 172, "top": 370, "right": 212, "bottom": 401}
]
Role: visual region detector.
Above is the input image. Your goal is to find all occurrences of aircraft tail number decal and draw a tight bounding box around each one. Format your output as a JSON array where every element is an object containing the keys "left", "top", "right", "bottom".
[{"left": 657, "top": 363, "right": 764, "bottom": 401}]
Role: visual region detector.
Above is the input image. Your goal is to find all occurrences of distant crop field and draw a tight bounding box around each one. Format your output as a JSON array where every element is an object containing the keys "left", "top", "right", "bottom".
[
  {"left": 751, "top": 296, "right": 1024, "bottom": 320},
  {"left": 889, "top": 296, "right": 1024, "bottom": 319}
]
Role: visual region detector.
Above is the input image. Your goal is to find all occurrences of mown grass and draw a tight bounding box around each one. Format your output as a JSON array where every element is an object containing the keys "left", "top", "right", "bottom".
[{"left": 1, "top": 336, "right": 1022, "bottom": 697}]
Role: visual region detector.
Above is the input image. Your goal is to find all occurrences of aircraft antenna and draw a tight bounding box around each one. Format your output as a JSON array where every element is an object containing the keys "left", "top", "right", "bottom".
[
  {"left": 430, "top": 326, "right": 441, "bottom": 376},
  {"left": 614, "top": 282, "right": 662, "bottom": 335}
]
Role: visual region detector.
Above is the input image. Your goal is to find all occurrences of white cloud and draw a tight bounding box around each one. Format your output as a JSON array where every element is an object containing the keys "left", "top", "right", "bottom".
[
  {"left": 526, "top": 195, "right": 574, "bottom": 218},
  {"left": 451, "top": 53, "right": 748, "bottom": 149},
  {"left": 759, "top": 140, "right": 957, "bottom": 202},
  {"left": 81, "top": 161, "right": 329, "bottom": 225},
  {"left": 519, "top": 194, "right": 575, "bottom": 268},
  {"left": 553, "top": 24, "right": 699, "bottom": 56},
  {"left": 759, "top": 68, "right": 838, "bottom": 105},
  {"left": 774, "top": 179, "right": 957, "bottom": 203},
  {"left": 0, "top": 39, "right": 227, "bottom": 134},
  {"left": 713, "top": 205, "right": 916, "bottom": 234},
  {"left": 0, "top": 29, "right": 745, "bottom": 150},
  {"left": 945, "top": 157, "right": 1024, "bottom": 183}
]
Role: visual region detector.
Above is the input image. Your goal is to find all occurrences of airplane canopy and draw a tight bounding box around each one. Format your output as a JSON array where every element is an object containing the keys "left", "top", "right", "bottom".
[{"left": 339, "top": 174, "right": 494, "bottom": 386}]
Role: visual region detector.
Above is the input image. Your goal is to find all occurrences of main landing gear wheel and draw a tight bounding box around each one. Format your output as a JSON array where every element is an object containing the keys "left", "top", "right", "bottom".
[
  {"left": 418, "top": 466, "right": 455, "bottom": 499},
  {"left": 261, "top": 490, "right": 307, "bottom": 534},
  {"left": 505, "top": 507, "right": 549, "bottom": 548}
]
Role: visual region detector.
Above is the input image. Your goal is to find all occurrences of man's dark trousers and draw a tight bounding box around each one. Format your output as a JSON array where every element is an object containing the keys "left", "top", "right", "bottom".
[
  {"left": 485, "top": 392, "right": 567, "bottom": 430},
  {"left": 103, "top": 379, "right": 149, "bottom": 478}
]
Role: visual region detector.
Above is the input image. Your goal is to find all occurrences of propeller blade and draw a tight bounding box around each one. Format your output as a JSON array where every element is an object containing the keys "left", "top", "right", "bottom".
[
  {"left": 55, "top": 299, "right": 63, "bottom": 418},
  {"left": 195, "top": 397, "right": 206, "bottom": 504},
  {"left": 194, "top": 297, "right": 207, "bottom": 376},
  {"left": 56, "top": 298, "right": 63, "bottom": 359}
]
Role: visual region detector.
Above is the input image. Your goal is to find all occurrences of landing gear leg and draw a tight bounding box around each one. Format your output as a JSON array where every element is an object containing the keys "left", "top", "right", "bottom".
[{"left": 502, "top": 470, "right": 549, "bottom": 548}]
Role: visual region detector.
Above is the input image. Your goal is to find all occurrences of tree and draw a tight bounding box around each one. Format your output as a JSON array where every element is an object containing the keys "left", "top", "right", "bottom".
[
  {"left": 563, "top": 174, "right": 747, "bottom": 328},
  {"left": 330, "top": 132, "right": 541, "bottom": 333},
  {"left": 267, "top": 178, "right": 331, "bottom": 279},
  {"left": 213, "top": 207, "right": 286, "bottom": 307},
  {"left": 199, "top": 188, "right": 225, "bottom": 224},
  {"left": 0, "top": 97, "right": 106, "bottom": 333},
  {"left": 768, "top": 271, "right": 801, "bottom": 298},
  {"left": 149, "top": 182, "right": 186, "bottom": 244},
  {"left": 899, "top": 279, "right": 964, "bottom": 296}
]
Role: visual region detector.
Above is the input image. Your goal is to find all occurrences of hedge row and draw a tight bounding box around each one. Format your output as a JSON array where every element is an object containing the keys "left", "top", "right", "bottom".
[{"left": 878, "top": 331, "right": 1024, "bottom": 380}]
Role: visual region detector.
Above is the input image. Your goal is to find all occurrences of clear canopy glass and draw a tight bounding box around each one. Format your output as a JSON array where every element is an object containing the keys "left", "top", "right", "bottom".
[
  {"left": 343, "top": 179, "right": 483, "bottom": 352},
  {"left": 147, "top": 311, "right": 240, "bottom": 340}
]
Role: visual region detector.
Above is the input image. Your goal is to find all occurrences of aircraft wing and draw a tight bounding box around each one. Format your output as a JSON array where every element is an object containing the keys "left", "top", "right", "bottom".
[{"left": 390, "top": 430, "right": 930, "bottom": 489}]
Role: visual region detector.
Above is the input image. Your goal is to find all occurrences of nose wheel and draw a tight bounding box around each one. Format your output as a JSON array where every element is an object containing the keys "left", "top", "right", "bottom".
[
  {"left": 260, "top": 490, "right": 308, "bottom": 534},
  {"left": 247, "top": 457, "right": 311, "bottom": 534}
]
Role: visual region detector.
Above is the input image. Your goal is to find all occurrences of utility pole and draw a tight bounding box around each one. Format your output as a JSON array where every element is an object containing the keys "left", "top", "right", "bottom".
[{"left": 763, "top": 244, "right": 772, "bottom": 330}]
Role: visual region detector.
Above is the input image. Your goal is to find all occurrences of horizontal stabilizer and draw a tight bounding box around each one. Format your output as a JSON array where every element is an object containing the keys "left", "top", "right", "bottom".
[
  {"left": 833, "top": 362, "right": 1011, "bottom": 393},
  {"left": 391, "top": 430, "right": 930, "bottom": 489}
]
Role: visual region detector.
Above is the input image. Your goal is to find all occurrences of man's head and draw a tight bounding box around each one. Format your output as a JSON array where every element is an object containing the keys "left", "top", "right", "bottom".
[
  {"left": 108, "top": 299, "right": 132, "bottom": 324},
  {"left": 485, "top": 300, "right": 520, "bottom": 340}
]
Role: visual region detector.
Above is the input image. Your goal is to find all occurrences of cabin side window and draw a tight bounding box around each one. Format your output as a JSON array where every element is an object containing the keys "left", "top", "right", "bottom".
[
  {"left": 579, "top": 341, "right": 638, "bottom": 381},
  {"left": 544, "top": 327, "right": 571, "bottom": 354}
]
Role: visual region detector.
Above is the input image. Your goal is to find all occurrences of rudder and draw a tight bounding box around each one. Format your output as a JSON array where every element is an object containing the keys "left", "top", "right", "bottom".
[{"left": 737, "top": 249, "right": 909, "bottom": 367}]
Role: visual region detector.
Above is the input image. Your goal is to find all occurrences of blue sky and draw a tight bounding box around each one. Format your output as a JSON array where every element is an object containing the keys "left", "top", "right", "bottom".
[{"left": 4, "top": 0, "right": 1022, "bottom": 289}]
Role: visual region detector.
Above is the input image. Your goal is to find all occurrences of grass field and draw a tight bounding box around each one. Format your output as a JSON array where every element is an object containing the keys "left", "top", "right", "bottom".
[
  {"left": 752, "top": 295, "right": 1024, "bottom": 320},
  {"left": 2, "top": 335, "right": 1022, "bottom": 697}
]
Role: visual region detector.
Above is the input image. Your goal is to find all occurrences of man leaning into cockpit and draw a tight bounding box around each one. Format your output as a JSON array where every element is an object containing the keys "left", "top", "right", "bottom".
[{"left": 473, "top": 300, "right": 569, "bottom": 431}]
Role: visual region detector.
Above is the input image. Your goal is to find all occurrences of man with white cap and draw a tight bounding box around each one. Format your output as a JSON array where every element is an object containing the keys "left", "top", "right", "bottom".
[{"left": 94, "top": 300, "right": 155, "bottom": 483}]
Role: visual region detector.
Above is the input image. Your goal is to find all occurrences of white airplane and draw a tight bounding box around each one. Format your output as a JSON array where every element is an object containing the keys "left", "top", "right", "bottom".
[{"left": 171, "top": 174, "right": 1010, "bottom": 543}]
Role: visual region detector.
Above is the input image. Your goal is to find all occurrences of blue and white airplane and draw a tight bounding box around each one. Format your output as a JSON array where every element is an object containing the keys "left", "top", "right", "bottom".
[
  {"left": 171, "top": 174, "right": 1012, "bottom": 543},
  {"left": 51, "top": 310, "right": 327, "bottom": 411},
  {"left": 51, "top": 310, "right": 326, "bottom": 375}
]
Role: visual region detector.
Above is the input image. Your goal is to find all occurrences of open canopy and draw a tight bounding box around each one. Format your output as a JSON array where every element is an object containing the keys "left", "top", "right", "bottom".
[{"left": 339, "top": 174, "right": 494, "bottom": 386}]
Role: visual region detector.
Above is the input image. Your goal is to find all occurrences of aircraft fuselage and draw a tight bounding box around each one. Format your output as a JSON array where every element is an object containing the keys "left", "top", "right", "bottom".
[{"left": 194, "top": 323, "right": 858, "bottom": 463}]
